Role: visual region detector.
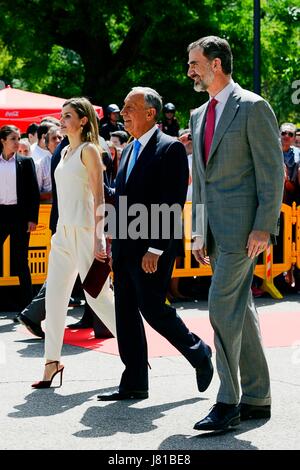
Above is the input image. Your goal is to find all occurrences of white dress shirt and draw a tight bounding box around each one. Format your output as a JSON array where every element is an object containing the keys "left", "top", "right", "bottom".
[
  {"left": 0, "top": 154, "right": 17, "bottom": 205},
  {"left": 130, "top": 125, "right": 158, "bottom": 161},
  {"left": 213, "top": 79, "right": 235, "bottom": 129},
  {"left": 35, "top": 153, "right": 52, "bottom": 192},
  {"left": 31, "top": 144, "right": 51, "bottom": 163}
]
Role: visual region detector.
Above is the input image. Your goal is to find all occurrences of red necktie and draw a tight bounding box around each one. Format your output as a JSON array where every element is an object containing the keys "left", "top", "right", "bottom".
[{"left": 204, "top": 97, "right": 218, "bottom": 164}]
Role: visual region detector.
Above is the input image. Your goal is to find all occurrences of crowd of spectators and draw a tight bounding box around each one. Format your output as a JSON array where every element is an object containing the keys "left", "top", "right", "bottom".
[{"left": 1, "top": 102, "right": 299, "bottom": 312}]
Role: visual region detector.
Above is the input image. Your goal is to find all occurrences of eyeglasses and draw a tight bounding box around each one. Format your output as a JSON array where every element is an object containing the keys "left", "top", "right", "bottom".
[{"left": 281, "top": 131, "right": 294, "bottom": 138}]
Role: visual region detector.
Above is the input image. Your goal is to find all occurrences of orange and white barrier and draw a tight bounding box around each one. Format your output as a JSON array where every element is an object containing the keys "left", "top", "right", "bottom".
[{"left": 1, "top": 202, "right": 300, "bottom": 299}]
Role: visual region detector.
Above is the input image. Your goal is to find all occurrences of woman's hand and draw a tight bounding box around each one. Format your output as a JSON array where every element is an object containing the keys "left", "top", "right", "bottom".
[{"left": 94, "top": 236, "right": 107, "bottom": 263}]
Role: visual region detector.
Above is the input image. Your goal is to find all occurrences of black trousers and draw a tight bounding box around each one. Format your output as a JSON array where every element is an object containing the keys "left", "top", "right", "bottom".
[
  {"left": 113, "top": 249, "right": 207, "bottom": 392},
  {"left": 0, "top": 205, "right": 32, "bottom": 309}
]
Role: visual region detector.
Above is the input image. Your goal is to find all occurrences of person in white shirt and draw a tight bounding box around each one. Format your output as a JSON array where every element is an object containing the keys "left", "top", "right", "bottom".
[
  {"left": 36, "top": 126, "right": 62, "bottom": 202},
  {"left": 26, "top": 123, "right": 38, "bottom": 152},
  {"left": 97, "top": 87, "right": 213, "bottom": 402},
  {"left": 31, "top": 123, "right": 52, "bottom": 163}
]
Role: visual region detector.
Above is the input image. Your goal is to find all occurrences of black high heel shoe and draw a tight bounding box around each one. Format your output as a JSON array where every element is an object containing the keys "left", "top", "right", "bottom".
[{"left": 32, "top": 361, "right": 64, "bottom": 389}]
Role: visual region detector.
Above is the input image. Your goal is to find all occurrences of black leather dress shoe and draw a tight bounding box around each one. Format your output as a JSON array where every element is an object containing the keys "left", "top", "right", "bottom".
[
  {"left": 97, "top": 390, "right": 149, "bottom": 401},
  {"left": 194, "top": 403, "right": 240, "bottom": 431},
  {"left": 94, "top": 330, "right": 114, "bottom": 339},
  {"left": 67, "top": 319, "right": 93, "bottom": 329},
  {"left": 239, "top": 403, "right": 271, "bottom": 420},
  {"left": 17, "top": 313, "right": 45, "bottom": 339},
  {"left": 196, "top": 345, "right": 214, "bottom": 392},
  {"left": 68, "top": 297, "right": 84, "bottom": 308}
]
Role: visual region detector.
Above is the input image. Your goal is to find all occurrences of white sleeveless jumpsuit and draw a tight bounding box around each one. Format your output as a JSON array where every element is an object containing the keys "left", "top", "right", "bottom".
[{"left": 45, "top": 143, "right": 116, "bottom": 360}]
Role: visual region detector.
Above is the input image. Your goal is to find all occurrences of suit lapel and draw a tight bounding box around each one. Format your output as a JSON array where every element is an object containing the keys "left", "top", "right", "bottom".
[
  {"left": 124, "top": 129, "right": 159, "bottom": 187},
  {"left": 129, "top": 129, "right": 159, "bottom": 179},
  {"left": 194, "top": 104, "right": 208, "bottom": 175},
  {"left": 117, "top": 143, "right": 133, "bottom": 192},
  {"left": 15, "top": 154, "right": 22, "bottom": 201},
  {"left": 208, "top": 87, "right": 240, "bottom": 163}
]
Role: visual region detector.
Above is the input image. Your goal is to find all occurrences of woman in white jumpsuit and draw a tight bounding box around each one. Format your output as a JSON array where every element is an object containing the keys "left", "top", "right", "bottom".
[{"left": 32, "top": 97, "right": 116, "bottom": 388}]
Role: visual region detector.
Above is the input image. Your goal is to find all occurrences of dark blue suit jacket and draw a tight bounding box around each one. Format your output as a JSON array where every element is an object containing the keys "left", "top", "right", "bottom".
[{"left": 112, "top": 128, "right": 188, "bottom": 260}]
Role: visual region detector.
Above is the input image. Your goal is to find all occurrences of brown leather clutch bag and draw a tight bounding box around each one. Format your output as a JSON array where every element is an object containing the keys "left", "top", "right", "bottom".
[{"left": 82, "top": 257, "right": 111, "bottom": 298}]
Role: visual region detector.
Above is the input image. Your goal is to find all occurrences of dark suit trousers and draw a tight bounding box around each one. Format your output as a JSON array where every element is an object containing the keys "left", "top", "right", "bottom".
[
  {"left": 113, "top": 249, "right": 207, "bottom": 392},
  {"left": 0, "top": 205, "right": 33, "bottom": 309}
]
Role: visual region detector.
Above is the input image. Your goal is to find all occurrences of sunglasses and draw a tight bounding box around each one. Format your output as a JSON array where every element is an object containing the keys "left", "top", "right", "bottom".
[{"left": 281, "top": 131, "right": 295, "bottom": 138}]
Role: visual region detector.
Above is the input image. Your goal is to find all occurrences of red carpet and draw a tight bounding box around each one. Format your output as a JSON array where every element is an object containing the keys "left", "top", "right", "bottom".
[{"left": 63, "top": 310, "right": 300, "bottom": 357}]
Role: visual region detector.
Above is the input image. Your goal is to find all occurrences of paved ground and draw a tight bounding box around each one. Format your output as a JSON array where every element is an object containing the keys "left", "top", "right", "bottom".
[{"left": 0, "top": 293, "right": 299, "bottom": 452}]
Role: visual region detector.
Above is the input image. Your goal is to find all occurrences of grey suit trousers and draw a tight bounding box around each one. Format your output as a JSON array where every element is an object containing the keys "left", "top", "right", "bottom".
[{"left": 209, "top": 237, "right": 271, "bottom": 406}]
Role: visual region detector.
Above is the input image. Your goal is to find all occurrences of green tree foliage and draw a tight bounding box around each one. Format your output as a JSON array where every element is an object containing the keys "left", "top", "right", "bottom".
[
  {"left": 0, "top": 0, "right": 216, "bottom": 126},
  {"left": 0, "top": 0, "right": 298, "bottom": 125},
  {"left": 211, "top": 0, "right": 300, "bottom": 123}
]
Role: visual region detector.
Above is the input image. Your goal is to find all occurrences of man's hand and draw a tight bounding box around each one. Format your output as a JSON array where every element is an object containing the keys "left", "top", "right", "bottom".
[
  {"left": 27, "top": 222, "right": 37, "bottom": 232},
  {"left": 246, "top": 230, "right": 270, "bottom": 259},
  {"left": 142, "top": 252, "right": 160, "bottom": 273},
  {"left": 192, "top": 236, "right": 210, "bottom": 265}
]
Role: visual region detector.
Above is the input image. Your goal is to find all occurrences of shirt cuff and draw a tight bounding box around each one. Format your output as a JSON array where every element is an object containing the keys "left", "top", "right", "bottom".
[
  {"left": 148, "top": 247, "right": 163, "bottom": 256},
  {"left": 192, "top": 235, "right": 204, "bottom": 250}
]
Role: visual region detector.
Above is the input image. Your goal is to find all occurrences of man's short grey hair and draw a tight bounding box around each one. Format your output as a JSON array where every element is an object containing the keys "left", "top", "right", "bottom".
[
  {"left": 19, "top": 138, "right": 31, "bottom": 150},
  {"left": 280, "top": 122, "right": 296, "bottom": 134},
  {"left": 45, "top": 125, "right": 60, "bottom": 146},
  {"left": 131, "top": 86, "right": 162, "bottom": 120}
]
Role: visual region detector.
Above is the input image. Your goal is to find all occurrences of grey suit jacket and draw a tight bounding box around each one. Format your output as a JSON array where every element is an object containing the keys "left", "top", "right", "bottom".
[{"left": 190, "top": 83, "right": 284, "bottom": 253}]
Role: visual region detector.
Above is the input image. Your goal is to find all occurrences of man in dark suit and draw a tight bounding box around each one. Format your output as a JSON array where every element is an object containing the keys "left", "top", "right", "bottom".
[
  {"left": 0, "top": 125, "right": 40, "bottom": 310},
  {"left": 98, "top": 86, "right": 213, "bottom": 401}
]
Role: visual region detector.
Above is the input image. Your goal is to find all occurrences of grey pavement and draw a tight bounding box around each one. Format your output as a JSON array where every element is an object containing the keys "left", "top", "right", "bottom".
[{"left": 0, "top": 294, "right": 300, "bottom": 451}]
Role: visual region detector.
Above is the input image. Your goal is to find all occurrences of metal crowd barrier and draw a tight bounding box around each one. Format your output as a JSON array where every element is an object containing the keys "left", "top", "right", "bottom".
[
  {"left": 0, "top": 202, "right": 299, "bottom": 299},
  {"left": 0, "top": 205, "right": 51, "bottom": 286},
  {"left": 172, "top": 202, "right": 300, "bottom": 299},
  {"left": 296, "top": 202, "right": 300, "bottom": 271}
]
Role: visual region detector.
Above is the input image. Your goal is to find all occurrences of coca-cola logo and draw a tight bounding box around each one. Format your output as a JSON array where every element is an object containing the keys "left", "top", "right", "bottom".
[
  {"left": 32, "top": 223, "right": 47, "bottom": 232},
  {"left": 5, "top": 111, "right": 19, "bottom": 117}
]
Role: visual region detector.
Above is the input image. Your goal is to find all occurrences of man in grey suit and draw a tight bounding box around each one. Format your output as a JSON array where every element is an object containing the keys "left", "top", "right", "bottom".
[{"left": 187, "top": 36, "right": 284, "bottom": 431}]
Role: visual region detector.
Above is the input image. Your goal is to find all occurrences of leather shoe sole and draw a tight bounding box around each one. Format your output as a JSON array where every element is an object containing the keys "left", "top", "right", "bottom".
[
  {"left": 18, "top": 314, "right": 45, "bottom": 339},
  {"left": 196, "top": 345, "right": 214, "bottom": 392},
  {"left": 97, "top": 390, "right": 148, "bottom": 401},
  {"left": 239, "top": 403, "right": 271, "bottom": 420},
  {"left": 94, "top": 332, "right": 114, "bottom": 339},
  {"left": 67, "top": 320, "right": 93, "bottom": 329}
]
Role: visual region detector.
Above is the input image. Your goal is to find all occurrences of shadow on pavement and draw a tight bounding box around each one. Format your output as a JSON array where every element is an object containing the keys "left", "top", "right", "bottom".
[
  {"left": 158, "top": 418, "right": 270, "bottom": 450},
  {"left": 9, "top": 388, "right": 204, "bottom": 440},
  {"left": 75, "top": 396, "right": 204, "bottom": 438}
]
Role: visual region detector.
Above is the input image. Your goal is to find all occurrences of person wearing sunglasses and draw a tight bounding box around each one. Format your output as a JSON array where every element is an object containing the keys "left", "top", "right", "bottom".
[
  {"left": 280, "top": 122, "right": 299, "bottom": 206},
  {"left": 280, "top": 123, "right": 300, "bottom": 293}
]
